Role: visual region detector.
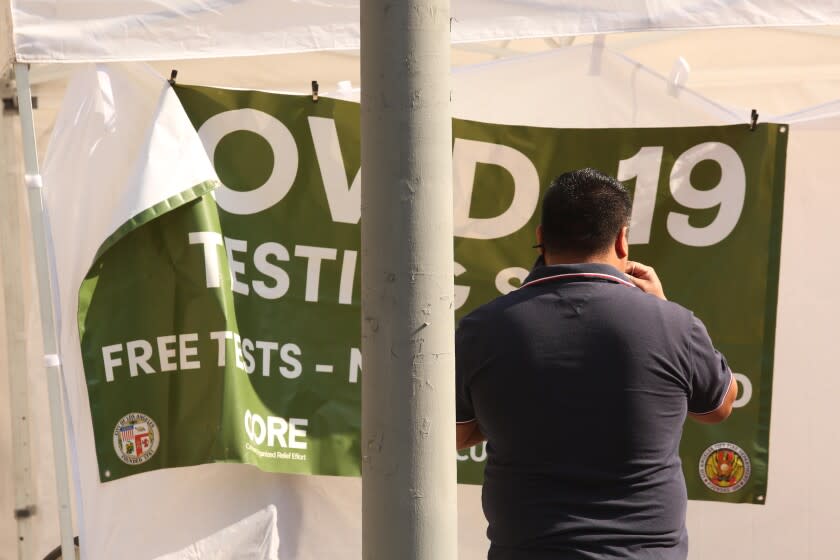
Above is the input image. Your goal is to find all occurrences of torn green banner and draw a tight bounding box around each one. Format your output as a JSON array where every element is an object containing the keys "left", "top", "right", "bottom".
[{"left": 79, "top": 85, "right": 785, "bottom": 504}]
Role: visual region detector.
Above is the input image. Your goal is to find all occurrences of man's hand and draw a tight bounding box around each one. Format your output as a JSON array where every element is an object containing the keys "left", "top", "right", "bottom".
[
  {"left": 625, "top": 261, "right": 667, "bottom": 300},
  {"left": 456, "top": 421, "right": 485, "bottom": 450}
]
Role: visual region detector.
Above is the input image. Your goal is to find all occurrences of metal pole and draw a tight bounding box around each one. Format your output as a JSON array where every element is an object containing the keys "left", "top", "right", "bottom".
[
  {"left": 360, "top": 0, "right": 457, "bottom": 559},
  {"left": 2, "top": 81, "right": 36, "bottom": 560},
  {"left": 14, "top": 63, "right": 76, "bottom": 560}
]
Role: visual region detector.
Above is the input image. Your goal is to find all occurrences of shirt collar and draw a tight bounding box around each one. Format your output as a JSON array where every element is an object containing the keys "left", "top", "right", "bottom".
[{"left": 522, "top": 258, "right": 637, "bottom": 290}]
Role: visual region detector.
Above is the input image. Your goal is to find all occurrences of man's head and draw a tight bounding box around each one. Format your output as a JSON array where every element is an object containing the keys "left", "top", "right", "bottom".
[{"left": 537, "top": 168, "right": 632, "bottom": 268}]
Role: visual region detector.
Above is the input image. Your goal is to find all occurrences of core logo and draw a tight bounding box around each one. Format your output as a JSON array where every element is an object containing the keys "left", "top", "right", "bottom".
[
  {"left": 243, "top": 409, "right": 308, "bottom": 450},
  {"left": 113, "top": 412, "right": 159, "bottom": 465},
  {"left": 699, "top": 442, "right": 751, "bottom": 493}
]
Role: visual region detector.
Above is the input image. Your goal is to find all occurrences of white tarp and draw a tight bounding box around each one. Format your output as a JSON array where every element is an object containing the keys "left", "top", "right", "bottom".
[
  {"left": 153, "top": 505, "right": 280, "bottom": 560},
  {"left": 41, "top": 46, "right": 792, "bottom": 559},
  {"left": 450, "top": 45, "right": 745, "bottom": 126},
  {"left": 8, "top": 0, "right": 840, "bottom": 63},
  {"left": 42, "top": 62, "right": 220, "bottom": 558},
  {"left": 44, "top": 61, "right": 466, "bottom": 560},
  {"left": 1, "top": 1, "right": 840, "bottom": 556}
]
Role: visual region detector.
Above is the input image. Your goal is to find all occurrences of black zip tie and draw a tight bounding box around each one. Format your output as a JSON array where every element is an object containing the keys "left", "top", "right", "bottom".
[
  {"left": 750, "top": 109, "right": 759, "bottom": 131},
  {"left": 14, "top": 505, "right": 36, "bottom": 519},
  {"left": 168, "top": 69, "right": 178, "bottom": 87},
  {"left": 312, "top": 80, "right": 319, "bottom": 102}
]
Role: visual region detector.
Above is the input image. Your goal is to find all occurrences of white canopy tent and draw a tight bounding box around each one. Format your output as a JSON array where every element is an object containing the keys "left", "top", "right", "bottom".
[
  {"left": 2, "top": 2, "right": 840, "bottom": 559},
  {"left": 4, "top": 0, "right": 840, "bottom": 64}
]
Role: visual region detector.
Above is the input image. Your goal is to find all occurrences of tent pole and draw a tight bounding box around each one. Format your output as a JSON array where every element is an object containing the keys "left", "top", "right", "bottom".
[
  {"left": 360, "top": 0, "right": 457, "bottom": 559},
  {"left": 14, "top": 63, "right": 75, "bottom": 560},
  {"left": 1, "top": 76, "right": 37, "bottom": 560}
]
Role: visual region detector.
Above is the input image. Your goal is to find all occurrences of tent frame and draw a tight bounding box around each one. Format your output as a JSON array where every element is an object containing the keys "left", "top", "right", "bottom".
[{"left": 13, "top": 62, "right": 75, "bottom": 560}]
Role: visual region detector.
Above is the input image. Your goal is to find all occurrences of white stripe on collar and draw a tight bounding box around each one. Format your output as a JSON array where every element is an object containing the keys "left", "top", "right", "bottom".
[{"left": 520, "top": 272, "right": 636, "bottom": 290}]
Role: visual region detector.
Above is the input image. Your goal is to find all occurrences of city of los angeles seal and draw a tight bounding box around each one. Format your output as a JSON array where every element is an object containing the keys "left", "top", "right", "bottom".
[
  {"left": 113, "top": 412, "right": 160, "bottom": 465},
  {"left": 699, "top": 442, "right": 751, "bottom": 493}
]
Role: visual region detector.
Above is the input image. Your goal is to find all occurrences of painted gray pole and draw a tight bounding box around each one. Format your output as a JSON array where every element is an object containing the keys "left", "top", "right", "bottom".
[{"left": 359, "top": 0, "right": 457, "bottom": 558}]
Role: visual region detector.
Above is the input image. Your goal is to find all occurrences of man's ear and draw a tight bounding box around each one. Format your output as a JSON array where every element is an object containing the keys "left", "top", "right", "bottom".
[
  {"left": 615, "top": 226, "right": 629, "bottom": 259},
  {"left": 536, "top": 225, "right": 545, "bottom": 255}
]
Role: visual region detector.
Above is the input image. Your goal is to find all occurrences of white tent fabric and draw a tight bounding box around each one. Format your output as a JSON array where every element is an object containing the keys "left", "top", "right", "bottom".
[
  {"left": 3, "top": 5, "right": 840, "bottom": 558},
  {"left": 8, "top": 26, "right": 840, "bottom": 118},
  {"left": 40, "top": 46, "right": 815, "bottom": 559},
  {"left": 153, "top": 505, "right": 280, "bottom": 560},
  {"left": 616, "top": 27, "right": 840, "bottom": 117},
  {"left": 7, "top": 1, "right": 840, "bottom": 63},
  {"left": 774, "top": 98, "right": 840, "bottom": 125},
  {"left": 451, "top": 64, "right": 840, "bottom": 557},
  {"left": 450, "top": 45, "right": 745, "bottom": 126},
  {"left": 42, "top": 62, "right": 219, "bottom": 558}
]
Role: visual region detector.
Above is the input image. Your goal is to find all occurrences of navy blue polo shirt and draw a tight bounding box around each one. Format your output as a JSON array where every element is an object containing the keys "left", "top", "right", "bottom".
[{"left": 456, "top": 263, "right": 733, "bottom": 560}]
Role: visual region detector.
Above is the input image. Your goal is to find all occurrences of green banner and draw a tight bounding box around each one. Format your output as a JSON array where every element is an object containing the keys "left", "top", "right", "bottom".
[{"left": 78, "top": 85, "right": 786, "bottom": 504}]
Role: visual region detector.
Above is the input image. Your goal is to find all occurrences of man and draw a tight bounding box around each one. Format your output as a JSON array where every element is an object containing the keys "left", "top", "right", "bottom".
[{"left": 455, "top": 168, "right": 737, "bottom": 560}]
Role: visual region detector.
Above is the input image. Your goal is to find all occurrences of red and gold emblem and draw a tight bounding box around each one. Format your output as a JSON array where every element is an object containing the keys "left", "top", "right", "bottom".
[{"left": 699, "top": 442, "right": 751, "bottom": 493}]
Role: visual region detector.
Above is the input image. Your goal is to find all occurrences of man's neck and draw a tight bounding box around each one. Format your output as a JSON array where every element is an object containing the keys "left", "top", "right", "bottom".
[{"left": 543, "top": 251, "right": 621, "bottom": 270}]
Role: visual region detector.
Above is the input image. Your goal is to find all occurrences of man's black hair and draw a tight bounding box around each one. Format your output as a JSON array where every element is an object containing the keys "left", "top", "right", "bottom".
[{"left": 540, "top": 168, "right": 632, "bottom": 256}]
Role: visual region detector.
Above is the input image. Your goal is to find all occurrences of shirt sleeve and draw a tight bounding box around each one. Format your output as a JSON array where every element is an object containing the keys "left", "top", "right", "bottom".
[
  {"left": 687, "top": 314, "right": 734, "bottom": 415},
  {"left": 455, "top": 316, "right": 478, "bottom": 423}
]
